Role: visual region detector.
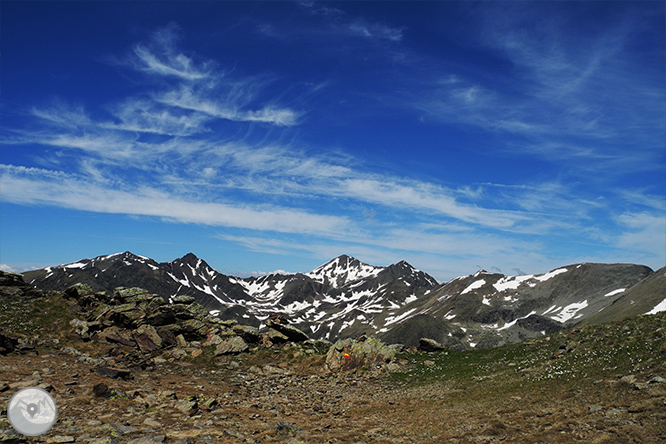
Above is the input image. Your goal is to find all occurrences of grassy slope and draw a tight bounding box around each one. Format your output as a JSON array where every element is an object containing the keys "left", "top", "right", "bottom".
[{"left": 384, "top": 311, "right": 666, "bottom": 442}]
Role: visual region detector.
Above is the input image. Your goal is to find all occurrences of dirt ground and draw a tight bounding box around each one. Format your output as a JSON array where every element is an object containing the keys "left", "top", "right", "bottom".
[{"left": 2, "top": 344, "right": 666, "bottom": 444}]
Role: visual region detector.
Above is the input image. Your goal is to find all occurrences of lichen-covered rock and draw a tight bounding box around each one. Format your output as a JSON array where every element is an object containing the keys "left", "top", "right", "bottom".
[
  {"left": 65, "top": 283, "right": 94, "bottom": 299},
  {"left": 171, "top": 295, "right": 195, "bottom": 304},
  {"left": 107, "top": 303, "right": 146, "bottom": 328},
  {"left": 70, "top": 319, "right": 90, "bottom": 339},
  {"left": 214, "top": 336, "right": 249, "bottom": 355},
  {"left": 0, "top": 271, "right": 28, "bottom": 287},
  {"left": 133, "top": 324, "right": 163, "bottom": 352},
  {"left": 58, "top": 282, "right": 290, "bottom": 361},
  {"left": 232, "top": 324, "right": 261, "bottom": 343},
  {"left": 114, "top": 287, "right": 153, "bottom": 305},
  {"left": 263, "top": 328, "right": 289, "bottom": 346},
  {"left": 326, "top": 336, "right": 399, "bottom": 372}
]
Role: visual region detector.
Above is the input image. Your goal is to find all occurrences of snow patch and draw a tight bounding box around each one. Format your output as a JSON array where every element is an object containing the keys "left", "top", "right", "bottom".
[
  {"left": 462, "top": 279, "right": 485, "bottom": 294},
  {"left": 550, "top": 300, "right": 588, "bottom": 323},
  {"left": 493, "top": 275, "right": 534, "bottom": 292},
  {"left": 646, "top": 298, "right": 666, "bottom": 315},
  {"left": 403, "top": 294, "right": 417, "bottom": 305},
  {"left": 167, "top": 272, "right": 190, "bottom": 287},
  {"left": 497, "top": 311, "right": 536, "bottom": 331},
  {"left": 535, "top": 268, "right": 568, "bottom": 282},
  {"left": 384, "top": 308, "right": 418, "bottom": 326},
  {"left": 604, "top": 288, "right": 626, "bottom": 297}
]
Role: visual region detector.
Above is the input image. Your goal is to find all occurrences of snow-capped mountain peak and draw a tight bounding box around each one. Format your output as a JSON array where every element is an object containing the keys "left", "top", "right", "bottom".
[{"left": 306, "top": 255, "right": 384, "bottom": 288}]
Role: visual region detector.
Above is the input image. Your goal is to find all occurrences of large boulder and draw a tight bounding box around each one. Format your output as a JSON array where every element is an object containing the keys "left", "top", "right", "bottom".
[
  {"left": 418, "top": 337, "right": 446, "bottom": 352},
  {"left": 326, "top": 336, "right": 400, "bottom": 372},
  {"left": 0, "top": 271, "right": 27, "bottom": 287},
  {"left": 266, "top": 320, "right": 309, "bottom": 342},
  {"left": 214, "top": 336, "right": 249, "bottom": 355},
  {"left": 0, "top": 332, "right": 18, "bottom": 355}
]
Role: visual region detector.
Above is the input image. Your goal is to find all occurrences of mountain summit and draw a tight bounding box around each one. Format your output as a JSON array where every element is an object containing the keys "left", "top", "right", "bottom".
[
  {"left": 23, "top": 253, "right": 663, "bottom": 347},
  {"left": 305, "top": 255, "right": 384, "bottom": 288}
]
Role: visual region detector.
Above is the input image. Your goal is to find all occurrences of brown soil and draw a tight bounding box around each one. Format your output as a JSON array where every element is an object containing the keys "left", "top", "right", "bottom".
[{"left": 2, "top": 345, "right": 665, "bottom": 444}]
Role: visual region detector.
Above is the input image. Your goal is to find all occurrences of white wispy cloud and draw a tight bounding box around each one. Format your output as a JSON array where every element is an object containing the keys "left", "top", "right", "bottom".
[
  {"left": 615, "top": 211, "right": 666, "bottom": 264},
  {"left": 103, "top": 99, "right": 210, "bottom": 136},
  {"left": 0, "top": 164, "right": 349, "bottom": 236},
  {"left": 130, "top": 25, "right": 212, "bottom": 81},
  {"left": 115, "top": 25, "right": 302, "bottom": 127},
  {"left": 8, "top": 96, "right": 599, "bottom": 239},
  {"left": 403, "top": 3, "right": 664, "bottom": 178},
  {"left": 347, "top": 20, "right": 404, "bottom": 42},
  {"left": 154, "top": 83, "right": 300, "bottom": 127},
  {"left": 0, "top": 264, "right": 16, "bottom": 273}
]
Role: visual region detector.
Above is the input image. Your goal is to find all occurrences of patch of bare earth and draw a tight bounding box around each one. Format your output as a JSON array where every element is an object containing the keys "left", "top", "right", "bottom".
[{"left": 2, "top": 342, "right": 666, "bottom": 443}]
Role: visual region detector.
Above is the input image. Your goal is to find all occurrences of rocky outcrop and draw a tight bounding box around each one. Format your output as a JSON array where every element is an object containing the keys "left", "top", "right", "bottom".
[
  {"left": 326, "top": 336, "right": 402, "bottom": 372},
  {"left": 62, "top": 283, "right": 313, "bottom": 363},
  {"left": 266, "top": 318, "right": 309, "bottom": 342}
]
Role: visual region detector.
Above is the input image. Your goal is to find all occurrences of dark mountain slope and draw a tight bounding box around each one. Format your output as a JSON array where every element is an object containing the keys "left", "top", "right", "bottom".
[{"left": 581, "top": 265, "right": 666, "bottom": 325}]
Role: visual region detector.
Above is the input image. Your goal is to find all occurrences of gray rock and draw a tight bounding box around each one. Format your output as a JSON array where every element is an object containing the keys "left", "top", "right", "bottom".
[
  {"left": 70, "top": 318, "right": 90, "bottom": 337},
  {"left": 46, "top": 436, "right": 76, "bottom": 443},
  {"left": 96, "top": 367, "right": 132, "bottom": 380},
  {"left": 128, "top": 436, "right": 166, "bottom": 444},
  {"left": 326, "top": 336, "right": 397, "bottom": 372},
  {"left": 102, "top": 424, "right": 138, "bottom": 436},
  {"left": 176, "top": 398, "right": 198, "bottom": 416},
  {"left": 172, "top": 295, "right": 196, "bottom": 304},
  {"left": 266, "top": 320, "right": 309, "bottom": 342},
  {"left": 232, "top": 324, "right": 261, "bottom": 342},
  {"left": 275, "top": 420, "right": 301, "bottom": 436},
  {"left": 214, "top": 336, "right": 248, "bottom": 355},
  {"left": 264, "top": 329, "right": 289, "bottom": 345},
  {"left": 223, "top": 429, "right": 244, "bottom": 439},
  {"left": 620, "top": 375, "right": 637, "bottom": 384},
  {"left": 135, "top": 325, "right": 162, "bottom": 348}
]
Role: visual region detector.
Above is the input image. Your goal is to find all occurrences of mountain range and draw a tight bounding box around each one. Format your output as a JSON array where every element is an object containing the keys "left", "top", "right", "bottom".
[{"left": 23, "top": 252, "right": 666, "bottom": 349}]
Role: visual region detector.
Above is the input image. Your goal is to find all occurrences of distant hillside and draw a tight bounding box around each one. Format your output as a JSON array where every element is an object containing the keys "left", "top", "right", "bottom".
[
  {"left": 23, "top": 252, "right": 663, "bottom": 347},
  {"left": 581, "top": 265, "right": 666, "bottom": 325}
]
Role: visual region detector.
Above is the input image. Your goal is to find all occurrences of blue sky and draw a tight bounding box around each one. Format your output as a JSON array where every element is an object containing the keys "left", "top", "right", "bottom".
[{"left": 1, "top": 1, "right": 664, "bottom": 281}]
